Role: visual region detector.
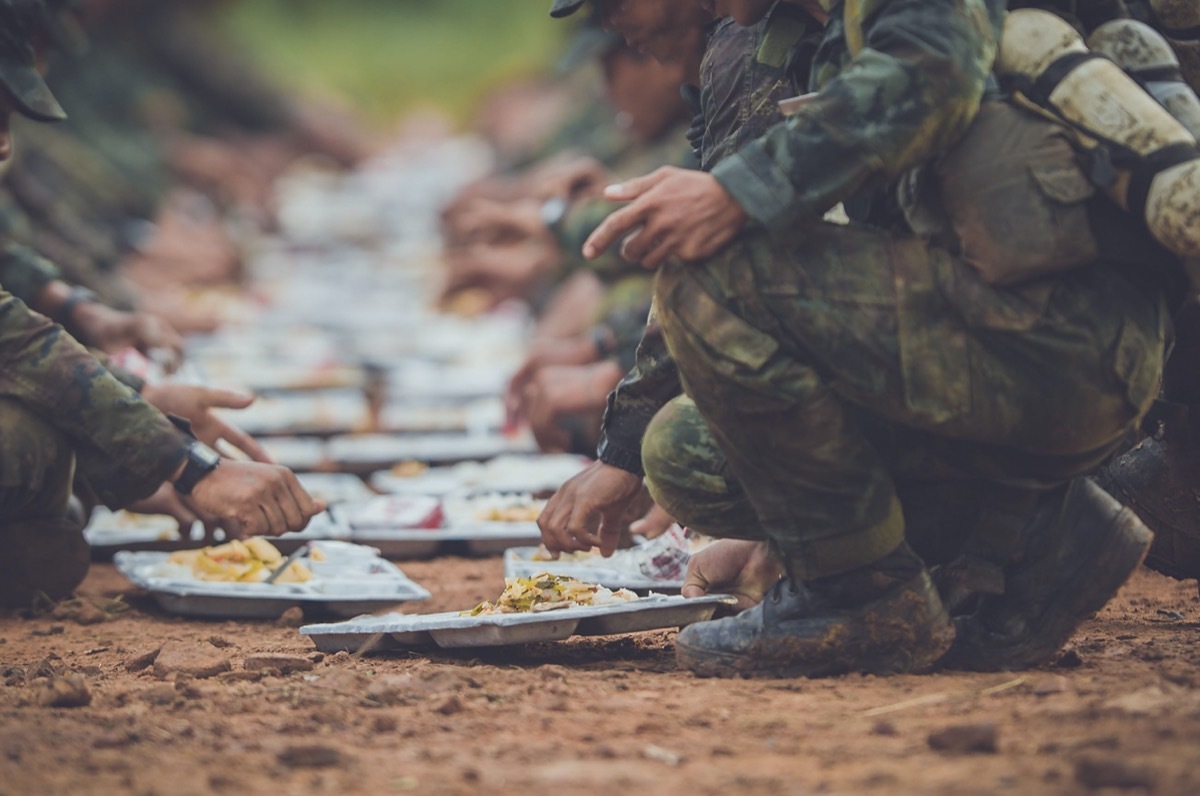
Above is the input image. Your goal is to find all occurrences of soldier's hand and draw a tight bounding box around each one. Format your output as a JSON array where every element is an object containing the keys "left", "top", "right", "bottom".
[
  {"left": 127, "top": 482, "right": 219, "bottom": 539},
  {"left": 142, "top": 384, "right": 273, "bottom": 463},
  {"left": 180, "top": 461, "right": 323, "bottom": 538},
  {"left": 682, "top": 539, "right": 783, "bottom": 611},
  {"left": 538, "top": 462, "right": 644, "bottom": 557},
  {"left": 629, "top": 502, "right": 676, "bottom": 540},
  {"left": 583, "top": 167, "right": 748, "bottom": 269},
  {"left": 73, "top": 303, "right": 184, "bottom": 369}
]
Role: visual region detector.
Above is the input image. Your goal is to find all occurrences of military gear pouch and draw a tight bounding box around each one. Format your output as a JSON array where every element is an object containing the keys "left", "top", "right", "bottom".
[{"left": 899, "top": 100, "right": 1100, "bottom": 286}]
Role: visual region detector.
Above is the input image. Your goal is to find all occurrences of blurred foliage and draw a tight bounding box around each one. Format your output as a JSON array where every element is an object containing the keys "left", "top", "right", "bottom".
[{"left": 218, "top": 0, "right": 569, "bottom": 129}]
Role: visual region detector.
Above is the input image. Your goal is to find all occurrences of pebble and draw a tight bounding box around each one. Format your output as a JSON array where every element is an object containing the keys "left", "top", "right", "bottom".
[
  {"left": 366, "top": 674, "right": 416, "bottom": 706},
  {"left": 243, "top": 654, "right": 314, "bottom": 675},
  {"left": 927, "top": 722, "right": 999, "bottom": 754},
  {"left": 1074, "top": 757, "right": 1154, "bottom": 790},
  {"left": 277, "top": 607, "right": 306, "bottom": 627},
  {"left": 153, "top": 640, "right": 232, "bottom": 680},
  {"left": 124, "top": 647, "right": 162, "bottom": 673},
  {"left": 435, "top": 695, "right": 464, "bottom": 716},
  {"left": 277, "top": 744, "right": 343, "bottom": 768},
  {"left": 36, "top": 672, "right": 91, "bottom": 708}
]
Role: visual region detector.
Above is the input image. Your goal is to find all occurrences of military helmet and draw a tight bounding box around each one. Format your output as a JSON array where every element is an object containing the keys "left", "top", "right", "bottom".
[
  {"left": 550, "top": 0, "right": 589, "bottom": 19},
  {"left": 0, "top": 0, "right": 66, "bottom": 121}
]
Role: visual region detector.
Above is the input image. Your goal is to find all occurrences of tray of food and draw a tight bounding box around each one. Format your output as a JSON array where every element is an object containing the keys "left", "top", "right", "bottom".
[
  {"left": 295, "top": 473, "right": 376, "bottom": 506},
  {"left": 327, "top": 432, "right": 537, "bottom": 472},
  {"left": 322, "top": 494, "right": 542, "bottom": 557},
  {"left": 504, "top": 525, "right": 694, "bottom": 591},
  {"left": 300, "top": 573, "right": 735, "bottom": 651},
  {"left": 115, "top": 539, "right": 429, "bottom": 619},
  {"left": 85, "top": 508, "right": 209, "bottom": 558},
  {"left": 378, "top": 397, "right": 504, "bottom": 435},
  {"left": 369, "top": 453, "right": 590, "bottom": 497},
  {"left": 213, "top": 389, "right": 370, "bottom": 437},
  {"left": 260, "top": 437, "right": 330, "bottom": 471}
]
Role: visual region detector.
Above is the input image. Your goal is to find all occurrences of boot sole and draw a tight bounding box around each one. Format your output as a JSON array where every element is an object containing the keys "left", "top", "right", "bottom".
[{"left": 945, "top": 481, "right": 1152, "bottom": 671}]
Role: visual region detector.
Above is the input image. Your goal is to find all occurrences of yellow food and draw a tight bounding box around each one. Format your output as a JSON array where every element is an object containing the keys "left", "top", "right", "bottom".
[
  {"left": 167, "top": 539, "right": 312, "bottom": 584},
  {"left": 475, "top": 503, "right": 543, "bottom": 522},
  {"left": 390, "top": 460, "right": 429, "bottom": 478},
  {"left": 465, "top": 573, "right": 637, "bottom": 616}
]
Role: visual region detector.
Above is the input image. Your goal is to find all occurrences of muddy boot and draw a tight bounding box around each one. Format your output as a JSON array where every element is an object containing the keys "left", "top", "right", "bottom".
[
  {"left": 943, "top": 478, "right": 1152, "bottom": 671},
  {"left": 1096, "top": 435, "right": 1200, "bottom": 581},
  {"left": 0, "top": 517, "right": 90, "bottom": 610},
  {"left": 675, "top": 543, "right": 955, "bottom": 678}
]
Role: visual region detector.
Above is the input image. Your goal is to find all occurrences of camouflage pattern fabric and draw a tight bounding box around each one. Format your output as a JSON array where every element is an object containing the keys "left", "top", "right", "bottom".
[
  {"left": 0, "top": 395, "right": 75, "bottom": 522},
  {"left": 0, "top": 289, "right": 187, "bottom": 513},
  {"left": 649, "top": 223, "right": 1166, "bottom": 578}
]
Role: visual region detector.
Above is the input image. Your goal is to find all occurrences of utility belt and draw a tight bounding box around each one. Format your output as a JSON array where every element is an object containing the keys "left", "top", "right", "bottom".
[{"left": 899, "top": 11, "right": 1200, "bottom": 295}]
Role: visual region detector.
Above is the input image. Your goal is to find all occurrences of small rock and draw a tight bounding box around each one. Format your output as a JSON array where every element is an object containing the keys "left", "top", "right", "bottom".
[
  {"left": 208, "top": 636, "right": 234, "bottom": 649},
  {"left": 36, "top": 672, "right": 91, "bottom": 708},
  {"left": 871, "top": 720, "right": 898, "bottom": 736},
  {"left": 139, "top": 684, "right": 180, "bottom": 706},
  {"left": 366, "top": 674, "right": 416, "bottom": 706},
  {"left": 243, "top": 654, "right": 313, "bottom": 675},
  {"left": 1053, "top": 649, "right": 1084, "bottom": 669},
  {"left": 217, "top": 670, "right": 264, "bottom": 683},
  {"left": 1032, "top": 675, "right": 1071, "bottom": 696},
  {"left": 435, "top": 695, "right": 464, "bottom": 716},
  {"left": 277, "top": 744, "right": 343, "bottom": 768},
  {"left": 1074, "top": 757, "right": 1154, "bottom": 790},
  {"left": 308, "top": 652, "right": 326, "bottom": 664},
  {"left": 153, "top": 640, "right": 232, "bottom": 680},
  {"left": 93, "top": 732, "right": 136, "bottom": 750},
  {"left": 124, "top": 647, "right": 162, "bottom": 673},
  {"left": 372, "top": 715, "right": 398, "bottom": 733},
  {"left": 928, "top": 722, "right": 999, "bottom": 754},
  {"left": 643, "top": 745, "right": 683, "bottom": 766},
  {"left": 277, "top": 607, "right": 306, "bottom": 627}
]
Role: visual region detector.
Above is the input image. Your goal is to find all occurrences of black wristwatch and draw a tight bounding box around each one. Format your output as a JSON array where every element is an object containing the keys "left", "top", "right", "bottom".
[
  {"left": 174, "top": 440, "right": 221, "bottom": 495},
  {"left": 168, "top": 415, "right": 220, "bottom": 495}
]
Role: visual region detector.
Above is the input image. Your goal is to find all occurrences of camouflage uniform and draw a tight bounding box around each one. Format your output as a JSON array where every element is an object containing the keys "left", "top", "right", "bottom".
[
  {"left": 606, "top": 0, "right": 1171, "bottom": 581},
  {"left": 0, "top": 288, "right": 189, "bottom": 518}
]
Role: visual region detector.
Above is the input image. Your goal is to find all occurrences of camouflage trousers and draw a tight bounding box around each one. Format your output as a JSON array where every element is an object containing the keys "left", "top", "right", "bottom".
[
  {"left": 0, "top": 396, "right": 76, "bottom": 522},
  {"left": 647, "top": 221, "right": 1167, "bottom": 579}
]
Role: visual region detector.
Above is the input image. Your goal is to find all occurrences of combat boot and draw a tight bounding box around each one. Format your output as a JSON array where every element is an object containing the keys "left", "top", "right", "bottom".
[
  {"left": 1096, "top": 436, "right": 1200, "bottom": 581},
  {"left": 0, "top": 517, "right": 90, "bottom": 610},
  {"left": 675, "top": 543, "right": 955, "bottom": 678},
  {"left": 943, "top": 478, "right": 1152, "bottom": 671}
]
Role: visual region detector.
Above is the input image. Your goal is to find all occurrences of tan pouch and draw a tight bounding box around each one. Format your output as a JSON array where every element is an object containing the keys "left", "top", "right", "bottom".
[{"left": 935, "top": 100, "right": 1101, "bottom": 285}]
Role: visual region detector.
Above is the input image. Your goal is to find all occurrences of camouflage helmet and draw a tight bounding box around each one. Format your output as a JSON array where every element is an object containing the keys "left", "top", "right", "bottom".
[
  {"left": 0, "top": 0, "right": 66, "bottom": 122},
  {"left": 550, "top": 0, "right": 589, "bottom": 18}
]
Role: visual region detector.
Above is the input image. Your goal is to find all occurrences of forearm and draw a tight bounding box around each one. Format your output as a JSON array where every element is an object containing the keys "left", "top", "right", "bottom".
[{"left": 712, "top": 0, "right": 997, "bottom": 230}]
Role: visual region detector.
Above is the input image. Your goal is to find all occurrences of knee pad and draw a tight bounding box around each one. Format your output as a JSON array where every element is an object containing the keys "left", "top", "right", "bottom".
[
  {"left": 998, "top": 8, "right": 1200, "bottom": 258},
  {"left": 1149, "top": 0, "right": 1200, "bottom": 93},
  {"left": 1089, "top": 19, "right": 1200, "bottom": 139}
]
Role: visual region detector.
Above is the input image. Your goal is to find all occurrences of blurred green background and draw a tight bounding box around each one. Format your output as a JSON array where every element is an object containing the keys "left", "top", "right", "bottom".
[{"left": 219, "top": 0, "right": 570, "bottom": 129}]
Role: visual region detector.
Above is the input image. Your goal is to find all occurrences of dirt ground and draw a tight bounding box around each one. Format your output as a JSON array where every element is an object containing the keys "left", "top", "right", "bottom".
[{"left": 0, "top": 557, "right": 1197, "bottom": 796}]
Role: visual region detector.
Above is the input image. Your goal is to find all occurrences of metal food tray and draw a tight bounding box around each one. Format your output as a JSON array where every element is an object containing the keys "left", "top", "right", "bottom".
[
  {"left": 114, "top": 541, "right": 430, "bottom": 619},
  {"left": 300, "top": 593, "right": 737, "bottom": 651},
  {"left": 347, "top": 521, "right": 543, "bottom": 558},
  {"left": 327, "top": 433, "right": 537, "bottom": 471},
  {"left": 85, "top": 509, "right": 209, "bottom": 560},
  {"left": 504, "top": 547, "right": 685, "bottom": 592}
]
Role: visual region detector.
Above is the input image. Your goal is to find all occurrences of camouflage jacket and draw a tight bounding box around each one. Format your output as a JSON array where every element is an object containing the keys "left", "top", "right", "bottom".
[
  {"left": 597, "top": 5, "right": 825, "bottom": 474},
  {"left": 0, "top": 243, "right": 60, "bottom": 307},
  {"left": 710, "top": 0, "right": 999, "bottom": 233},
  {"left": 0, "top": 288, "right": 188, "bottom": 507},
  {"left": 598, "top": 0, "right": 999, "bottom": 474}
]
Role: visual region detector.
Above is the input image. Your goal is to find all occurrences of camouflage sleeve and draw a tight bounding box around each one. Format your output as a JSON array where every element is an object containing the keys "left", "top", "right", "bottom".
[
  {"left": 710, "top": 0, "right": 998, "bottom": 231},
  {"left": 596, "top": 314, "right": 681, "bottom": 476},
  {"left": 0, "top": 243, "right": 61, "bottom": 306},
  {"left": 0, "top": 289, "right": 187, "bottom": 507},
  {"left": 552, "top": 197, "right": 646, "bottom": 284}
]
